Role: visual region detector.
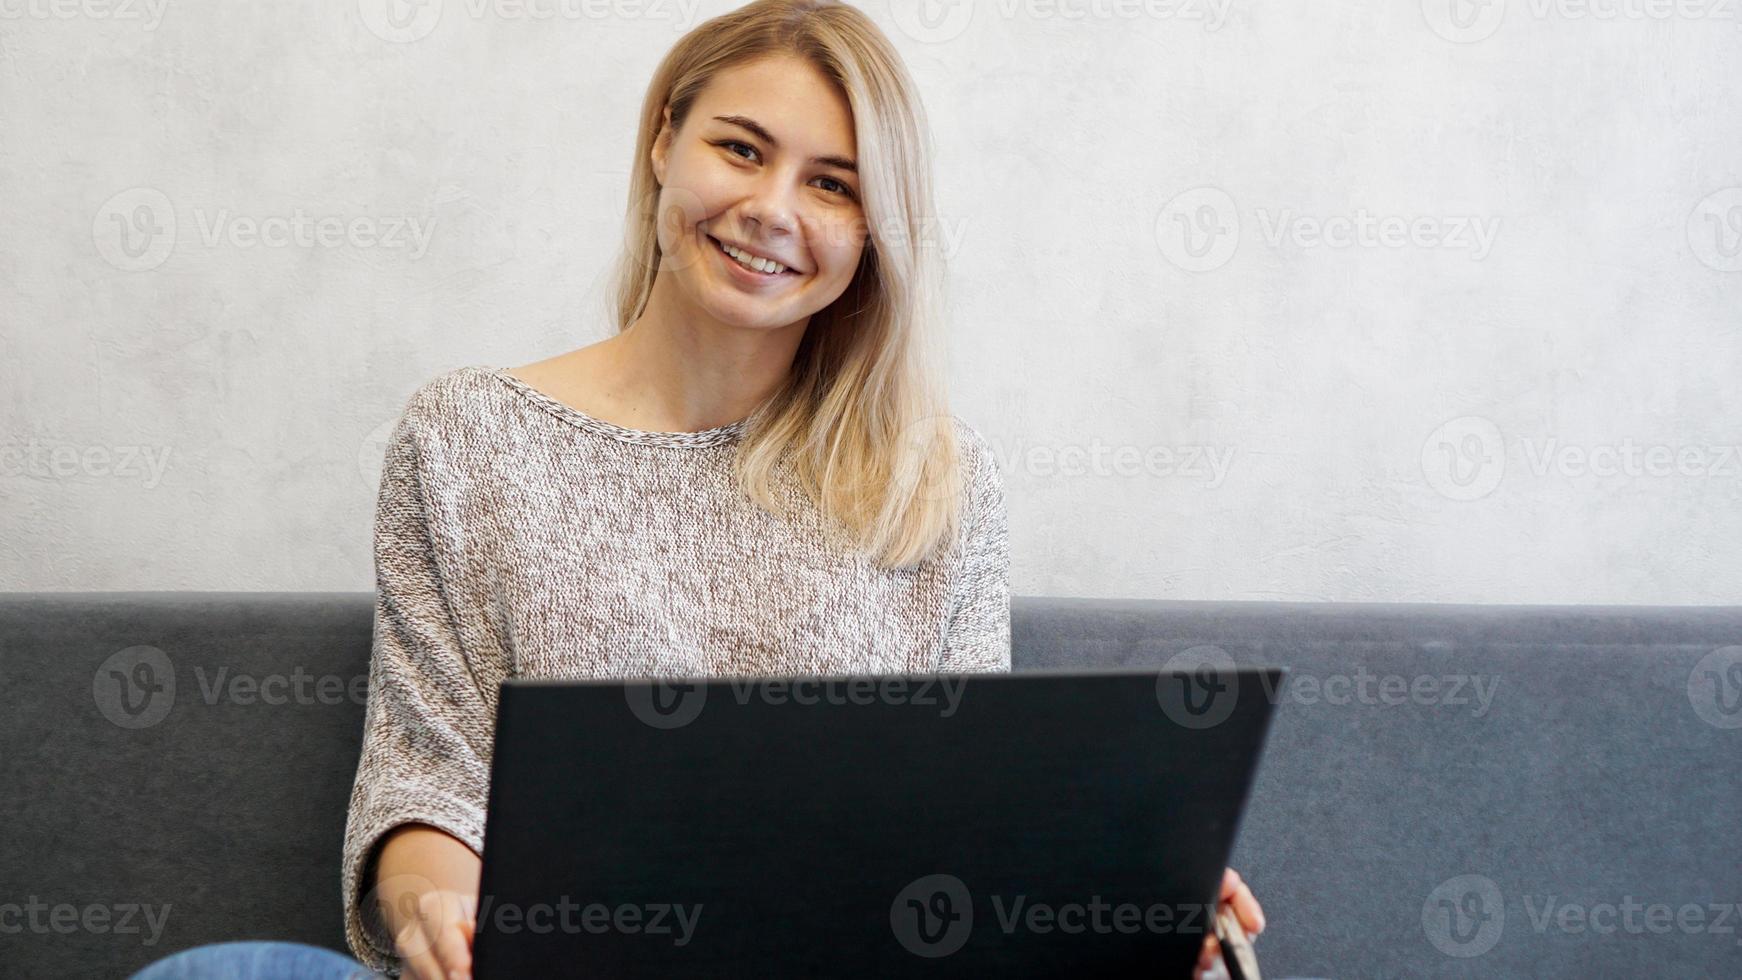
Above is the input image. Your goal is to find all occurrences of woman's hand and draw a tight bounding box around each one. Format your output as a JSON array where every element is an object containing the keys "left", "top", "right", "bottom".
[
  {"left": 1194, "top": 867, "right": 1265, "bottom": 979},
  {"left": 382, "top": 883, "right": 477, "bottom": 980},
  {"left": 373, "top": 824, "right": 484, "bottom": 980}
]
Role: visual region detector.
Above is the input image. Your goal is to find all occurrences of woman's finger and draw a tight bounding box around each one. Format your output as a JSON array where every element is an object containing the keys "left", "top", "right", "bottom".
[
  {"left": 434, "top": 925, "right": 472, "bottom": 979},
  {"left": 1219, "top": 867, "right": 1265, "bottom": 936},
  {"left": 1231, "top": 880, "right": 1265, "bottom": 936},
  {"left": 1199, "top": 931, "right": 1221, "bottom": 966},
  {"left": 395, "top": 920, "right": 445, "bottom": 980},
  {"left": 1195, "top": 933, "right": 1226, "bottom": 979},
  {"left": 432, "top": 893, "right": 474, "bottom": 979}
]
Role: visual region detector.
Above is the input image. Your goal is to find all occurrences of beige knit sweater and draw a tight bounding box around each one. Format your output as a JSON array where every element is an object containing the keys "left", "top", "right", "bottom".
[{"left": 340, "top": 365, "right": 1011, "bottom": 974}]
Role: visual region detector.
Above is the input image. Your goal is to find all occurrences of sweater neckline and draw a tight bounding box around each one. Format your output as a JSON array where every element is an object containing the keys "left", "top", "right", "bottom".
[{"left": 480, "top": 365, "right": 754, "bottom": 449}]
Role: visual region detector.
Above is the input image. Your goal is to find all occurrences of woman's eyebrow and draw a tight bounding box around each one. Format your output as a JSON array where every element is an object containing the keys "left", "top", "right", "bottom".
[{"left": 713, "top": 114, "right": 858, "bottom": 173}]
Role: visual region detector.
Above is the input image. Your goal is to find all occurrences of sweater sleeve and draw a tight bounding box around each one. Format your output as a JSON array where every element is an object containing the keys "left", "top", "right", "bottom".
[
  {"left": 340, "top": 402, "right": 501, "bottom": 977},
  {"left": 938, "top": 424, "right": 1012, "bottom": 674}
]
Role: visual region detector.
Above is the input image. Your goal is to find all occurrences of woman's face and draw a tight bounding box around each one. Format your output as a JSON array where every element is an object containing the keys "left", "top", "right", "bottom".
[{"left": 651, "top": 56, "right": 869, "bottom": 333}]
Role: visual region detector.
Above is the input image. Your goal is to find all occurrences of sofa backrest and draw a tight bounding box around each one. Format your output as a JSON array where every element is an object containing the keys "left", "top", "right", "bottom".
[{"left": 2, "top": 593, "right": 1738, "bottom": 978}]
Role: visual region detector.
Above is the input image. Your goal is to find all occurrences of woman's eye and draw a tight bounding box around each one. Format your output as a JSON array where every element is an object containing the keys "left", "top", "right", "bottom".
[
  {"left": 719, "top": 140, "right": 757, "bottom": 161},
  {"left": 716, "top": 140, "right": 855, "bottom": 199}
]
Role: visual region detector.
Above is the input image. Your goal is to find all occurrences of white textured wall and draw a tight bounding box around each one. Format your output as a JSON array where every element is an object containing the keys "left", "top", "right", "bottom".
[{"left": 2, "top": 1, "right": 1739, "bottom": 602}]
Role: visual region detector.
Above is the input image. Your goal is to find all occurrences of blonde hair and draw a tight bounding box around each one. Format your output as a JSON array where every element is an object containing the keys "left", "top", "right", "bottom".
[{"left": 608, "top": 0, "right": 966, "bottom": 570}]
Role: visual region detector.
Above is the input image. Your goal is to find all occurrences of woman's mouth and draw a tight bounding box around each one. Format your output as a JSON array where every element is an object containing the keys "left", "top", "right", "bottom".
[{"left": 708, "top": 235, "right": 798, "bottom": 279}]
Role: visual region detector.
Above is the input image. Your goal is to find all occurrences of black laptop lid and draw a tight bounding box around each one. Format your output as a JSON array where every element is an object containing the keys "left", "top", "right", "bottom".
[{"left": 472, "top": 667, "right": 1281, "bottom": 978}]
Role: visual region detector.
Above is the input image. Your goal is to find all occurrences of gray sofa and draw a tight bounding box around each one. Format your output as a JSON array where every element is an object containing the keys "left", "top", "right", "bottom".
[{"left": 3, "top": 592, "right": 1739, "bottom": 978}]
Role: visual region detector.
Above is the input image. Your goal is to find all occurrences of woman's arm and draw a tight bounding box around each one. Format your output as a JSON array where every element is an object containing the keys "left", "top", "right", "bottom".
[
  {"left": 373, "top": 824, "right": 484, "bottom": 980},
  {"left": 939, "top": 422, "right": 1011, "bottom": 672},
  {"left": 343, "top": 392, "right": 504, "bottom": 978}
]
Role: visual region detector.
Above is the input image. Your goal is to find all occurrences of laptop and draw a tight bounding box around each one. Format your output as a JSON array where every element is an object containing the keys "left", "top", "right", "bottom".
[{"left": 470, "top": 666, "right": 1283, "bottom": 977}]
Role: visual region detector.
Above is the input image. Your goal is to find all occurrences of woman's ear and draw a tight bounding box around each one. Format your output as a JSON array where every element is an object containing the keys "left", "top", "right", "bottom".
[{"left": 650, "top": 105, "right": 674, "bottom": 187}]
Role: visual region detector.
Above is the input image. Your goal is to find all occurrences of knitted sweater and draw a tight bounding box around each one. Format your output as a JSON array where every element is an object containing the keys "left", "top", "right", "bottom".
[{"left": 340, "top": 365, "right": 1011, "bottom": 974}]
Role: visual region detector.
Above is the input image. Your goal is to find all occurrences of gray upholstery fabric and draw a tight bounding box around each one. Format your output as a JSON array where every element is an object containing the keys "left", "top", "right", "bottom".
[{"left": 3, "top": 592, "right": 1738, "bottom": 978}]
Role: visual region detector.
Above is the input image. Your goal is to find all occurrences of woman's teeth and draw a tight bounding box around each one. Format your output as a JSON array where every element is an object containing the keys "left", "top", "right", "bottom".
[{"left": 716, "top": 238, "right": 789, "bottom": 275}]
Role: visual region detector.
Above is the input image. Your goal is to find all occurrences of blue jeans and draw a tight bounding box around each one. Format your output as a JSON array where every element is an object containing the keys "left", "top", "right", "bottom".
[{"left": 128, "top": 941, "right": 382, "bottom": 980}]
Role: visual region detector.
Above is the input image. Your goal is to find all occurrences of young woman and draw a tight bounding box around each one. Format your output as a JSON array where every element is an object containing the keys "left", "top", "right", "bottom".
[{"left": 130, "top": 3, "right": 1262, "bottom": 978}]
